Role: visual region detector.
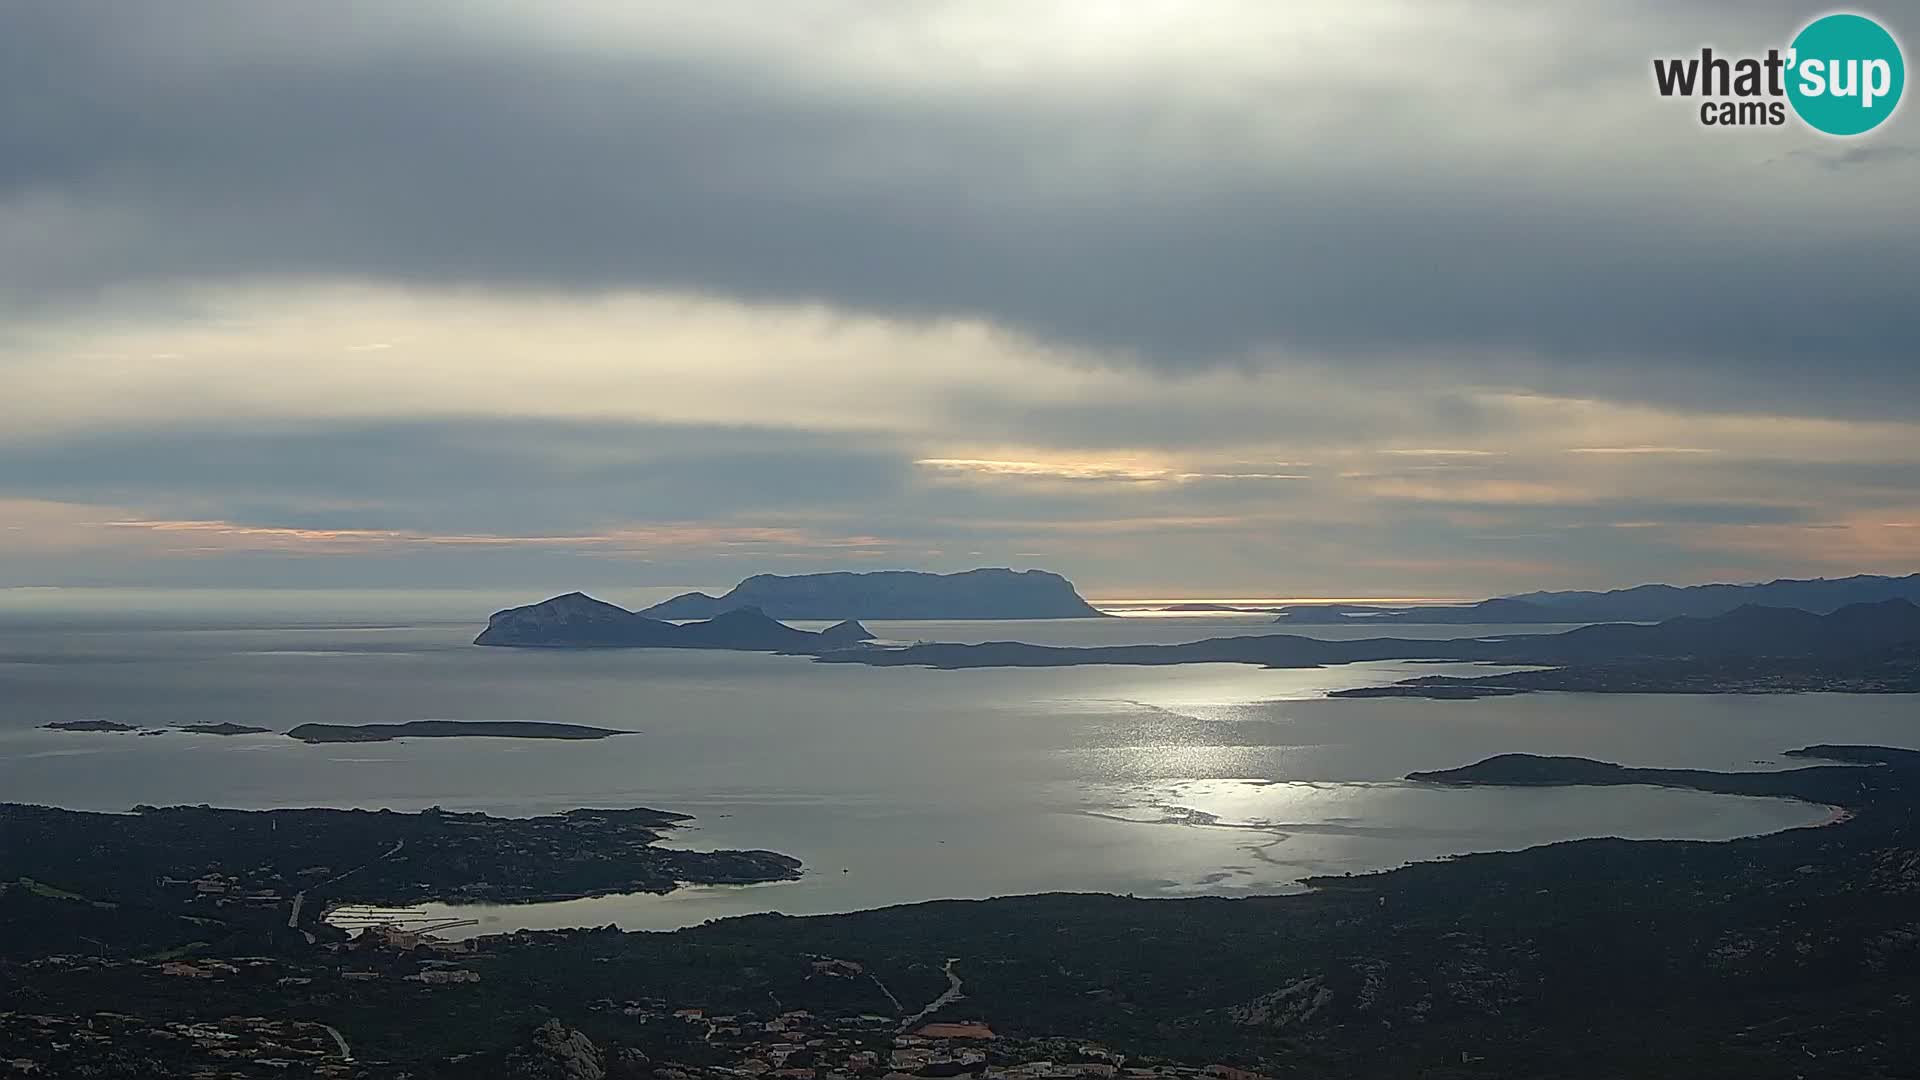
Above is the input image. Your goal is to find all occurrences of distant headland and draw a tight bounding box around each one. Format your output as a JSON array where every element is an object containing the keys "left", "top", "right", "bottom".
[
  {"left": 1273, "top": 571, "right": 1920, "bottom": 626},
  {"left": 819, "top": 598, "right": 1920, "bottom": 697},
  {"left": 638, "top": 568, "right": 1107, "bottom": 620}
]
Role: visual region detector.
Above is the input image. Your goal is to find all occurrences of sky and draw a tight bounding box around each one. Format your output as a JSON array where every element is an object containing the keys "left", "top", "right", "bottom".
[{"left": 2, "top": 1, "right": 1918, "bottom": 600}]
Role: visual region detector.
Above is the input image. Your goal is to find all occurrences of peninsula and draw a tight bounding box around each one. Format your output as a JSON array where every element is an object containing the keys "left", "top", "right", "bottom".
[
  {"left": 638, "top": 568, "right": 1106, "bottom": 620},
  {"left": 0, "top": 801, "right": 801, "bottom": 960},
  {"left": 1274, "top": 570, "right": 1920, "bottom": 625},
  {"left": 819, "top": 599, "right": 1920, "bottom": 695},
  {"left": 7, "top": 744, "right": 1920, "bottom": 1077}
]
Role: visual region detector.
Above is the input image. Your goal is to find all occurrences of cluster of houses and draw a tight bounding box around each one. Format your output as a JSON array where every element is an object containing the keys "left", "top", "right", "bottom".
[
  {"left": 598, "top": 999, "right": 1270, "bottom": 1080},
  {"left": 0, "top": 1010, "right": 352, "bottom": 1078}
]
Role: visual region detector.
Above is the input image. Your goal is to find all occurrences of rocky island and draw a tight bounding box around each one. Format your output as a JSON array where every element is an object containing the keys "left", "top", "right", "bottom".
[
  {"left": 475, "top": 591, "right": 875, "bottom": 650},
  {"left": 286, "top": 720, "right": 635, "bottom": 744},
  {"left": 41, "top": 719, "right": 139, "bottom": 732},
  {"left": 180, "top": 722, "right": 273, "bottom": 736},
  {"left": 639, "top": 567, "right": 1107, "bottom": 620}
]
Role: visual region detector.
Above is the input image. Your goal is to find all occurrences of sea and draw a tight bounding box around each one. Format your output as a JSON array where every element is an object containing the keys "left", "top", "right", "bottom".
[{"left": 2, "top": 587, "right": 1913, "bottom": 938}]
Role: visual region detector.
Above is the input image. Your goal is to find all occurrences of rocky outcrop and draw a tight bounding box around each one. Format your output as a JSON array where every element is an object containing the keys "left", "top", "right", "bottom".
[
  {"left": 504, "top": 1020, "right": 604, "bottom": 1080},
  {"left": 605, "top": 1045, "right": 651, "bottom": 1080},
  {"left": 1227, "top": 976, "right": 1334, "bottom": 1027}
]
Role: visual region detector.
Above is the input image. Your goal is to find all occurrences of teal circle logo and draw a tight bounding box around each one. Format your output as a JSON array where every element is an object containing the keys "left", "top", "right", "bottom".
[{"left": 1787, "top": 13, "right": 1905, "bottom": 135}]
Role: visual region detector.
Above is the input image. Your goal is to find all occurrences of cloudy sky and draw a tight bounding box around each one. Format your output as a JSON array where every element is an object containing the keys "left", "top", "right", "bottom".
[{"left": 3, "top": 1, "right": 1917, "bottom": 599}]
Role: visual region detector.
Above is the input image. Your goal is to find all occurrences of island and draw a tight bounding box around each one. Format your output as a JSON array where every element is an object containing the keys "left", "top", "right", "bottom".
[
  {"left": 1150, "top": 602, "right": 1284, "bottom": 613},
  {"left": 1330, "top": 683, "right": 1530, "bottom": 700},
  {"left": 179, "top": 722, "right": 273, "bottom": 736},
  {"left": 41, "top": 719, "right": 138, "bottom": 732},
  {"left": 0, "top": 801, "right": 801, "bottom": 962},
  {"left": 475, "top": 591, "right": 876, "bottom": 650},
  {"left": 1406, "top": 743, "right": 1919, "bottom": 801},
  {"left": 286, "top": 720, "right": 635, "bottom": 744},
  {"left": 638, "top": 568, "right": 1107, "bottom": 620}
]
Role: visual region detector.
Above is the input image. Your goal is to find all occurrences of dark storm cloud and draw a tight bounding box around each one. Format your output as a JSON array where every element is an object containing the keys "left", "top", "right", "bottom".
[{"left": 4, "top": 3, "right": 1918, "bottom": 416}]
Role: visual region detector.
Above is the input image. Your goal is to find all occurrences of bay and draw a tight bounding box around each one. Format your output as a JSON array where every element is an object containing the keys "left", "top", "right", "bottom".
[{"left": 1, "top": 592, "right": 1909, "bottom": 936}]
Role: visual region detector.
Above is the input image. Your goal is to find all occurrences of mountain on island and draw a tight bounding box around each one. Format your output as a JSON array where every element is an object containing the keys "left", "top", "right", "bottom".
[
  {"left": 473, "top": 591, "right": 875, "bottom": 651},
  {"left": 1273, "top": 572, "right": 1920, "bottom": 626},
  {"left": 638, "top": 568, "right": 1106, "bottom": 621}
]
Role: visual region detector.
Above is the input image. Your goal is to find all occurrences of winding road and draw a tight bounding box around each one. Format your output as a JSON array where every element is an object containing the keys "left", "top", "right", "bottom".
[{"left": 900, "top": 957, "right": 965, "bottom": 1030}]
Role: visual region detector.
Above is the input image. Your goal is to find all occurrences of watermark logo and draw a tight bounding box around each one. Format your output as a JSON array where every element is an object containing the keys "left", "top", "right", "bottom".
[{"left": 1653, "top": 12, "right": 1904, "bottom": 135}]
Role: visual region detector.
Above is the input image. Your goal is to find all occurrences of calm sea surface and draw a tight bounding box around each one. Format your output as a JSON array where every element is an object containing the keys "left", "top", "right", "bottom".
[{"left": 2, "top": 589, "right": 1913, "bottom": 936}]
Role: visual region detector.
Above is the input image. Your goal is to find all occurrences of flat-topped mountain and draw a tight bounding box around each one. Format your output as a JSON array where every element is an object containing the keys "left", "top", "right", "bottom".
[
  {"left": 1274, "top": 571, "right": 1920, "bottom": 625},
  {"left": 638, "top": 568, "right": 1105, "bottom": 620},
  {"left": 474, "top": 591, "right": 875, "bottom": 651}
]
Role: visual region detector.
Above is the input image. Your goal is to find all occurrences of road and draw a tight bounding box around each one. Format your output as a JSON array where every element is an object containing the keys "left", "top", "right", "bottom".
[
  {"left": 868, "top": 971, "right": 904, "bottom": 1014},
  {"left": 284, "top": 838, "right": 406, "bottom": 943},
  {"left": 900, "top": 957, "right": 965, "bottom": 1031}
]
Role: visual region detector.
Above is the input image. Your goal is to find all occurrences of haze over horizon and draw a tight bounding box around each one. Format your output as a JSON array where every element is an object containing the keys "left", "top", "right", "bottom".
[{"left": 5, "top": 1, "right": 1918, "bottom": 598}]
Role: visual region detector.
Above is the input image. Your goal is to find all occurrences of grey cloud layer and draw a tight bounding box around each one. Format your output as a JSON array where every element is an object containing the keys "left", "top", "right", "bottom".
[
  {"left": 1, "top": 412, "right": 1909, "bottom": 592},
  {"left": 4, "top": 2, "right": 1918, "bottom": 414},
  {"left": 6, "top": 3, "right": 1918, "bottom": 593},
  {"left": 0, "top": 421, "right": 911, "bottom": 532}
]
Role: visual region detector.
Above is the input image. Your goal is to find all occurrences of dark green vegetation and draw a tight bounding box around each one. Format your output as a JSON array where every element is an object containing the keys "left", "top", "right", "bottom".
[
  {"left": 5, "top": 746, "right": 1920, "bottom": 1076},
  {"left": 0, "top": 803, "right": 798, "bottom": 960},
  {"left": 475, "top": 590, "right": 876, "bottom": 650},
  {"left": 640, "top": 567, "right": 1107, "bottom": 620},
  {"left": 286, "top": 719, "right": 634, "bottom": 743}
]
